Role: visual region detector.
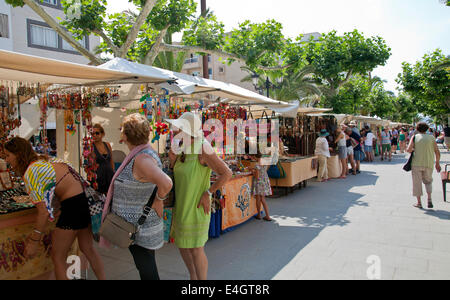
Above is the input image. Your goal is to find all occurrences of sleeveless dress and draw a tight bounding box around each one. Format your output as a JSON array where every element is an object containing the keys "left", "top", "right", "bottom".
[
  {"left": 172, "top": 141, "right": 212, "bottom": 249},
  {"left": 111, "top": 148, "right": 164, "bottom": 250},
  {"left": 253, "top": 165, "right": 272, "bottom": 196},
  {"left": 93, "top": 142, "right": 115, "bottom": 195}
]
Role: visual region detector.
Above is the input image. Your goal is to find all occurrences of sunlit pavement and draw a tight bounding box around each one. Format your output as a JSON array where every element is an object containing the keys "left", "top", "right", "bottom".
[{"left": 89, "top": 148, "right": 450, "bottom": 280}]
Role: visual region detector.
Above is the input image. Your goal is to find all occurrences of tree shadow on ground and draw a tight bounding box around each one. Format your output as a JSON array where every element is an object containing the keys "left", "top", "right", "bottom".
[{"left": 202, "top": 166, "right": 379, "bottom": 279}]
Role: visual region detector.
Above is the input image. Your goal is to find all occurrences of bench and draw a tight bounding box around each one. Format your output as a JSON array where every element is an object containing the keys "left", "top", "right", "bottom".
[{"left": 441, "top": 164, "right": 450, "bottom": 202}]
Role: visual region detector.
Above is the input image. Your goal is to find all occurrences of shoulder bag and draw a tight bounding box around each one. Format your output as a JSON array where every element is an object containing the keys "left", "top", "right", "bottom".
[
  {"left": 66, "top": 165, "right": 106, "bottom": 234},
  {"left": 403, "top": 136, "right": 415, "bottom": 172},
  {"left": 99, "top": 187, "right": 158, "bottom": 248}
]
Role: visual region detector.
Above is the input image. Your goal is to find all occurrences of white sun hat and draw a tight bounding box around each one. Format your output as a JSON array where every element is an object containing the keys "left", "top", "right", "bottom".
[{"left": 165, "top": 112, "right": 203, "bottom": 138}]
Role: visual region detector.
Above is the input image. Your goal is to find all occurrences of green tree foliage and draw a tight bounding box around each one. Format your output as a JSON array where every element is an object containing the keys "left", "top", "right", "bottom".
[
  {"left": 390, "top": 93, "right": 418, "bottom": 124},
  {"left": 304, "top": 30, "right": 391, "bottom": 97},
  {"left": 6, "top": 0, "right": 394, "bottom": 112},
  {"left": 396, "top": 49, "right": 450, "bottom": 121},
  {"left": 182, "top": 14, "right": 225, "bottom": 52},
  {"left": 325, "top": 75, "right": 370, "bottom": 114},
  {"left": 223, "top": 20, "right": 286, "bottom": 70}
]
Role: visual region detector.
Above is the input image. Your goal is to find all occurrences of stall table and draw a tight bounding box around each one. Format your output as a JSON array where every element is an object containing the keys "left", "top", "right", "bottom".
[
  {"left": 221, "top": 173, "right": 257, "bottom": 232},
  {"left": 0, "top": 208, "right": 81, "bottom": 280},
  {"left": 209, "top": 173, "right": 257, "bottom": 237},
  {"left": 269, "top": 156, "right": 318, "bottom": 194}
]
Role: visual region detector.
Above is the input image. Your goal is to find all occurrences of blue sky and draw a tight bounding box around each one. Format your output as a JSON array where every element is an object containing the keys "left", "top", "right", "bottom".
[{"left": 107, "top": 0, "right": 450, "bottom": 93}]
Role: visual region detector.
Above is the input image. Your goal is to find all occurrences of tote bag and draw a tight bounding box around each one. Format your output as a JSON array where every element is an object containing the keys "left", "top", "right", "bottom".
[{"left": 403, "top": 136, "right": 415, "bottom": 172}]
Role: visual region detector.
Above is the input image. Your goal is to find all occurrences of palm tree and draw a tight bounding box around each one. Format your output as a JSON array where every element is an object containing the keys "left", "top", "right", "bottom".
[
  {"left": 151, "top": 8, "right": 215, "bottom": 71},
  {"left": 240, "top": 65, "right": 323, "bottom": 106},
  {"left": 152, "top": 33, "right": 188, "bottom": 72}
]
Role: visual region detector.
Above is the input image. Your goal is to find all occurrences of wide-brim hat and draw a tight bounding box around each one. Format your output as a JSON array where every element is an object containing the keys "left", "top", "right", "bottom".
[
  {"left": 319, "top": 129, "right": 329, "bottom": 137},
  {"left": 166, "top": 112, "right": 203, "bottom": 138}
]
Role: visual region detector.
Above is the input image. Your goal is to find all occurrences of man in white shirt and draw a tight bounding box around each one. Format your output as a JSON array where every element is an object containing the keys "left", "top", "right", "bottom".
[
  {"left": 364, "top": 126, "right": 375, "bottom": 162},
  {"left": 315, "top": 129, "right": 332, "bottom": 182}
]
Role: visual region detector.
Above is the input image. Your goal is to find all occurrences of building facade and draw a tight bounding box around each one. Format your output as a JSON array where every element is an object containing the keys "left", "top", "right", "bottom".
[
  {"left": 0, "top": 0, "right": 100, "bottom": 64},
  {"left": 182, "top": 52, "right": 256, "bottom": 92}
]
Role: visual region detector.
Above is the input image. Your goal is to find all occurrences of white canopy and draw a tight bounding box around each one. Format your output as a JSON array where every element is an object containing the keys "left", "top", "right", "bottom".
[
  {"left": 99, "top": 58, "right": 293, "bottom": 107},
  {"left": 0, "top": 50, "right": 175, "bottom": 85}
]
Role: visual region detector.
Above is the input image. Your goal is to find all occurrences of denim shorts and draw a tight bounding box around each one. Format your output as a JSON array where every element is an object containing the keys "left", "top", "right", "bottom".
[
  {"left": 338, "top": 146, "right": 347, "bottom": 159},
  {"left": 354, "top": 150, "right": 363, "bottom": 161},
  {"left": 364, "top": 145, "right": 373, "bottom": 153}
]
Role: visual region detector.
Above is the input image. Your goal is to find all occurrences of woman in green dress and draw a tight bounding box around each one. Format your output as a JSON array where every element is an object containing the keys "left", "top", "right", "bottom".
[{"left": 168, "top": 112, "right": 232, "bottom": 280}]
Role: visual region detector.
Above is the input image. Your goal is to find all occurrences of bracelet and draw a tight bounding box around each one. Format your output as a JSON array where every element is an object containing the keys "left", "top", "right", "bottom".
[
  {"left": 33, "top": 229, "right": 43, "bottom": 235},
  {"left": 206, "top": 189, "right": 213, "bottom": 197},
  {"left": 29, "top": 237, "right": 40, "bottom": 242},
  {"left": 156, "top": 193, "right": 168, "bottom": 201}
]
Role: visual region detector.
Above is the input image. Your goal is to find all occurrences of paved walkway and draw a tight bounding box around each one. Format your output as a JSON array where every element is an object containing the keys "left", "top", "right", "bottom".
[{"left": 90, "top": 148, "right": 450, "bottom": 280}]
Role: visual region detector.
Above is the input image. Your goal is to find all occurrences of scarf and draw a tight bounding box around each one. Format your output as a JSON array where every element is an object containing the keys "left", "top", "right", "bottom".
[{"left": 99, "top": 143, "right": 151, "bottom": 248}]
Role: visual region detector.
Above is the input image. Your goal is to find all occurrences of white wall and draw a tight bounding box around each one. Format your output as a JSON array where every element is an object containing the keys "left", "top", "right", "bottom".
[{"left": 0, "top": 0, "right": 13, "bottom": 51}]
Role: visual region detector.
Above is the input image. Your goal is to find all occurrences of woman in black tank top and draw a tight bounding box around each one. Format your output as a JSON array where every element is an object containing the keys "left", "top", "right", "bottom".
[{"left": 92, "top": 124, "right": 115, "bottom": 194}]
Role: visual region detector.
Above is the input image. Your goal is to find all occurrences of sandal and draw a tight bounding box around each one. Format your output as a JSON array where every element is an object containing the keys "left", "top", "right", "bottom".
[
  {"left": 263, "top": 217, "right": 272, "bottom": 222},
  {"left": 427, "top": 201, "right": 433, "bottom": 209},
  {"left": 255, "top": 215, "right": 262, "bottom": 220},
  {"left": 413, "top": 203, "right": 423, "bottom": 209}
]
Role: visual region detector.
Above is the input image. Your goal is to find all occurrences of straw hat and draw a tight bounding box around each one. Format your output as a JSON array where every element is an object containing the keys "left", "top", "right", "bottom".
[{"left": 166, "top": 112, "right": 203, "bottom": 138}]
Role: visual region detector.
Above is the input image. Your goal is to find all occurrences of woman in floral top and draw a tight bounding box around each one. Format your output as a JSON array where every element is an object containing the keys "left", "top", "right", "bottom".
[{"left": 252, "top": 152, "right": 272, "bottom": 221}]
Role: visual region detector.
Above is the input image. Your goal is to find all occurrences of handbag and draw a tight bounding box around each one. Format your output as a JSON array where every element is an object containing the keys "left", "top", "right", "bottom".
[
  {"left": 99, "top": 187, "right": 158, "bottom": 248},
  {"left": 277, "top": 161, "right": 286, "bottom": 179},
  {"left": 403, "top": 136, "right": 415, "bottom": 172},
  {"left": 267, "top": 164, "right": 281, "bottom": 179},
  {"left": 66, "top": 166, "right": 106, "bottom": 234},
  {"left": 162, "top": 159, "right": 175, "bottom": 208}
]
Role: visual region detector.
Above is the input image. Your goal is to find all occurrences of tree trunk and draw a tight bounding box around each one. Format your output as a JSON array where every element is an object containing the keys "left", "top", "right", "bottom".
[
  {"left": 93, "top": 29, "right": 120, "bottom": 57},
  {"left": 118, "top": 0, "right": 159, "bottom": 58},
  {"left": 23, "top": 0, "right": 102, "bottom": 65},
  {"left": 143, "top": 24, "right": 171, "bottom": 65}
]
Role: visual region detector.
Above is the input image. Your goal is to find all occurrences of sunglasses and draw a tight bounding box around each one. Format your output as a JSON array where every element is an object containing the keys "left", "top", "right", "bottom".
[{"left": 93, "top": 132, "right": 102, "bottom": 136}]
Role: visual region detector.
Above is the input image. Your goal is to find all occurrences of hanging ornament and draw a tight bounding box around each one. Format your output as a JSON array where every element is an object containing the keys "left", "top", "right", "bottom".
[{"left": 64, "top": 110, "right": 76, "bottom": 136}]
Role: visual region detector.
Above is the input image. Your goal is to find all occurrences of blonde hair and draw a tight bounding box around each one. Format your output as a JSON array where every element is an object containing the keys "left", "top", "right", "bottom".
[{"left": 122, "top": 113, "right": 151, "bottom": 146}]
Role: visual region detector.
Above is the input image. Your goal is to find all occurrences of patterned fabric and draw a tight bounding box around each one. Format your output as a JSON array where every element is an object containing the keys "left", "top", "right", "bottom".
[
  {"left": 253, "top": 165, "right": 272, "bottom": 196},
  {"left": 23, "top": 160, "right": 57, "bottom": 221},
  {"left": 111, "top": 148, "right": 164, "bottom": 250}
]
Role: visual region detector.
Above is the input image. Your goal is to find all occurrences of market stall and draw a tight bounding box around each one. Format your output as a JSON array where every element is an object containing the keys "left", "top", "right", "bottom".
[
  {"left": 266, "top": 109, "right": 336, "bottom": 191},
  {"left": 95, "top": 58, "right": 296, "bottom": 238},
  {"left": 0, "top": 50, "right": 176, "bottom": 279},
  {"left": 269, "top": 156, "right": 318, "bottom": 190}
]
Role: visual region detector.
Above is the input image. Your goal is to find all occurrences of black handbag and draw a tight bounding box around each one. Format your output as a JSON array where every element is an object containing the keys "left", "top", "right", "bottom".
[{"left": 403, "top": 136, "right": 415, "bottom": 172}]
